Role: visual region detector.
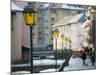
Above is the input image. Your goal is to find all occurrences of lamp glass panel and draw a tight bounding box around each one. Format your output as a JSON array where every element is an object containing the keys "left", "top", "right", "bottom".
[
  {"left": 61, "top": 34, "right": 64, "bottom": 41},
  {"left": 53, "top": 32, "right": 59, "bottom": 39},
  {"left": 26, "top": 13, "right": 35, "bottom": 25}
]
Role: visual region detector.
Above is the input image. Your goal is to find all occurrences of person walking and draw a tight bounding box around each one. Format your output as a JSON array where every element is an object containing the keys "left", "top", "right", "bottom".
[
  {"left": 81, "top": 52, "right": 87, "bottom": 66},
  {"left": 90, "top": 52, "right": 95, "bottom": 66}
]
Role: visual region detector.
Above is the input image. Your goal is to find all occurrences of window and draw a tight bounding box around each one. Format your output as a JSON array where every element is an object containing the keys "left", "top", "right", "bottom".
[
  {"left": 38, "top": 17, "right": 42, "bottom": 20},
  {"left": 45, "top": 26, "right": 48, "bottom": 29},
  {"left": 38, "top": 31, "right": 42, "bottom": 35},
  {"left": 45, "top": 33, "right": 48, "bottom": 36},
  {"left": 39, "top": 5, "right": 43, "bottom": 8},
  {"left": 51, "top": 23, "right": 54, "bottom": 25},
  {"left": 11, "top": 11, "right": 16, "bottom": 31},
  {"left": 45, "top": 20, "right": 48, "bottom": 23},
  {"left": 38, "top": 37, "right": 42, "bottom": 40},
  {"left": 77, "top": 11, "right": 82, "bottom": 14},
  {"left": 51, "top": 18, "right": 54, "bottom": 22}
]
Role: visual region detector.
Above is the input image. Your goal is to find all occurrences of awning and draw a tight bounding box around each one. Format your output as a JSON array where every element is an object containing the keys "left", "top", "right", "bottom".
[
  {"left": 11, "top": 2, "right": 23, "bottom": 12},
  {"left": 68, "top": 13, "right": 84, "bottom": 24},
  {"left": 52, "top": 13, "right": 84, "bottom": 28},
  {"left": 52, "top": 16, "right": 73, "bottom": 28},
  {"left": 61, "top": 4, "right": 86, "bottom": 10}
]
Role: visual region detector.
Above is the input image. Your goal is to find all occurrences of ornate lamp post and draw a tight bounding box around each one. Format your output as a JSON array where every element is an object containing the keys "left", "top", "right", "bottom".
[
  {"left": 61, "top": 33, "right": 65, "bottom": 50},
  {"left": 23, "top": 3, "right": 37, "bottom": 73},
  {"left": 53, "top": 28, "right": 59, "bottom": 72}
]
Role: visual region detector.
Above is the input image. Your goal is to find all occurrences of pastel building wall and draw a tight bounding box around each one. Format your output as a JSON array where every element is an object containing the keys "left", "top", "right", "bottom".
[{"left": 11, "top": 12, "right": 23, "bottom": 62}]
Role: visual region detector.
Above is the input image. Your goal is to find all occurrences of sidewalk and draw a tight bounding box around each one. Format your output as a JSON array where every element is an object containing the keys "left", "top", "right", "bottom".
[
  {"left": 63, "top": 56, "right": 96, "bottom": 71},
  {"left": 11, "top": 59, "right": 65, "bottom": 73},
  {"left": 11, "top": 56, "right": 96, "bottom": 74}
]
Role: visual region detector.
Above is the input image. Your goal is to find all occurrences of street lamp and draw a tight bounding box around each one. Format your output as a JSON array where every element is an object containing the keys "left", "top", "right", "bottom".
[
  {"left": 23, "top": 3, "right": 37, "bottom": 73},
  {"left": 61, "top": 33, "right": 65, "bottom": 50},
  {"left": 53, "top": 28, "right": 59, "bottom": 72}
]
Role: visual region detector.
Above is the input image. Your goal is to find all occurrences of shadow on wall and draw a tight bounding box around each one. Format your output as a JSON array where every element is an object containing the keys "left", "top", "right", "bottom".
[{"left": 22, "top": 46, "right": 30, "bottom": 62}]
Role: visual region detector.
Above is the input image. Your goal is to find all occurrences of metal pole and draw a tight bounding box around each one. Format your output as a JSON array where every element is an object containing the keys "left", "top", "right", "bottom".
[
  {"left": 55, "top": 39, "right": 57, "bottom": 72},
  {"left": 62, "top": 41, "right": 63, "bottom": 50},
  {"left": 62, "top": 40, "right": 64, "bottom": 59},
  {"left": 30, "top": 26, "right": 33, "bottom": 73}
]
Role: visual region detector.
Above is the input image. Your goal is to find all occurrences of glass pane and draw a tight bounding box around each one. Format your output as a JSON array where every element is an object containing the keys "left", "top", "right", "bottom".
[
  {"left": 53, "top": 32, "right": 59, "bottom": 39},
  {"left": 26, "top": 13, "right": 35, "bottom": 25}
]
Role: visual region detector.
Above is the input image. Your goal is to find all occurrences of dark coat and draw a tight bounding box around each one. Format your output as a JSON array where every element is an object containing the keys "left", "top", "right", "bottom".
[
  {"left": 91, "top": 53, "right": 95, "bottom": 62},
  {"left": 81, "top": 52, "right": 86, "bottom": 60}
]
